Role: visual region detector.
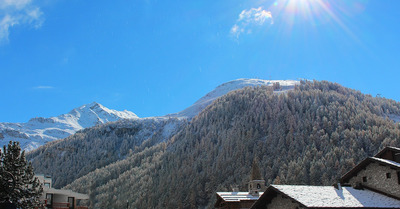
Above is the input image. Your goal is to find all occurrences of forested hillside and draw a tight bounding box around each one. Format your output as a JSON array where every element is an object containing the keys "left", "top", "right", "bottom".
[
  {"left": 27, "top": 117, "right": 186, "bottom": 188},
  {"left": 58, "top": 81, "right": 400, "bottom": 209}
]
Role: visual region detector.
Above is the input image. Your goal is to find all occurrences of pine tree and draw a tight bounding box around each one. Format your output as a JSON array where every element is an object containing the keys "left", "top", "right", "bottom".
[{"left": 0, "top": 141, "right": 43, "bottom": 208}]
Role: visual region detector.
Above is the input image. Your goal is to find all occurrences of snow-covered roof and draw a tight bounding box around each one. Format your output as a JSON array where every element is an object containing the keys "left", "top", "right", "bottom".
[
  {"left": 371, "top": 157, "right": 400, "bottom": 168},
  {"left": 374, "top": 146, "right": 400, "bottom": 159},
  {"left": 385, "top": 146, "right": 400, "bottom": 152},
  {"left": 270, "top": 185, "right": 400, "bottom": 208},
  {"left": 216, "top": 192, "right": 263, "bottom": 202}
]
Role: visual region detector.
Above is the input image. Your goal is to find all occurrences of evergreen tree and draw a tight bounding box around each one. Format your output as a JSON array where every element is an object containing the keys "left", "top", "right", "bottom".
[{"left": 0, "top": 141, "right": 43, "bottom": 208}]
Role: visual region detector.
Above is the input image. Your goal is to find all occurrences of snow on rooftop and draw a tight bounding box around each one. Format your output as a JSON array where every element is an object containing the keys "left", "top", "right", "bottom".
[
  {"left": 370, "top": 157, "right": 400, "bottom": 168},
  {"left": 271, "top": 185, "right": 400, "bottom": 208},
  {"left": 217, "top": 192, "right": 263, "bottom": 202}
]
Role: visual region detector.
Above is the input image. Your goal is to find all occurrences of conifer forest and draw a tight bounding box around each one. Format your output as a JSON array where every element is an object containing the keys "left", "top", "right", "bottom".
[{"left": 27, "top": 81, "right": 400, "bottom": 208}]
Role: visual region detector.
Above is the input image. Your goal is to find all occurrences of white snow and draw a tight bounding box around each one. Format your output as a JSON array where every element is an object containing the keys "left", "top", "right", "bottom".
[
  {"left": 167, "top": 79, "right": 299, "bottom": 118},
  {"left": 217, "top": 192, "right": 263, "bottom": 202},
  {"left": 271, "top": 185, "right": 400, "bottom": 208},
  {"left": 0, "top": 102, "right": 138, "bottom": 151},
  {"left": 370, "top": 157, "right": 400, "bottom": 168}
]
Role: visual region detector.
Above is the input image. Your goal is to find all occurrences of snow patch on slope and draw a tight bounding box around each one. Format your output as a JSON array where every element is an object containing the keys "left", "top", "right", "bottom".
[
  {"left": 167, "top": 79, "right": 299, "bottom": 118},
  {"left": 0, "top": 102, "right": 138, "bottom": 151}
]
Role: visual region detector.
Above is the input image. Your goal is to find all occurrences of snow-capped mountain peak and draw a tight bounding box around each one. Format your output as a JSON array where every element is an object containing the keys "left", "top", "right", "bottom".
[
  {"left": 65, "top": 102, "right": 138, "bottom": 128},
  {"left": 0, "top": 102, "right": 138, "bottom": 151},
  {"left": 167, "top": 78, "right": 299, "bottom": 118}
]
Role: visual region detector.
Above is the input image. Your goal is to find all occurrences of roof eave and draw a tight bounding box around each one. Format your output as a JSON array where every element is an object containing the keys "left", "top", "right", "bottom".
[{"left": 340, "top": 157, "right": 400, "bottom": 183}]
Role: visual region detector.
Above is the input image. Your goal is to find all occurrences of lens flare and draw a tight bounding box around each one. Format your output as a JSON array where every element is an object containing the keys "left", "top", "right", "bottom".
[{"left": 266, "top": 0, "right": 368, "bottom": 42}]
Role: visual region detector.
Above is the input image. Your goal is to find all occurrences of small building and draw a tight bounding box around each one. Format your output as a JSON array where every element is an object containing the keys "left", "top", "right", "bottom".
[
  {"left": 214, "top": 180, "right": 265, "bottom": 209},
  {"left": 36, "top": 175, "right": 89, "bottom": 209},
  {"left": 215, "top": 159, "right": 266, "bottom": 209},
  {"left": 249, "top": 146, "right": 400, "bottom": 209}
]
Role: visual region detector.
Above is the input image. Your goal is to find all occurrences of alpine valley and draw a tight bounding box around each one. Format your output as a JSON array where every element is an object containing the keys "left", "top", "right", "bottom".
[{"left": 21, "top": 79, "right": 400, "bottom": 208}]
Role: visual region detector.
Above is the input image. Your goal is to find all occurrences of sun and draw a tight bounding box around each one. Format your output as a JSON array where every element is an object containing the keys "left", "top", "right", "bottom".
[
  {"left": 266, "top": 0, "right": 364, "bottom": 40},
  {"left": 270, "top": 0, "right": 335, "bottom": 25}
]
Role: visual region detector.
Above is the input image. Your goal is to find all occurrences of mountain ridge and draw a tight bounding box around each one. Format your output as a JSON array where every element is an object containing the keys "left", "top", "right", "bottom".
[
  {"left": 1, "top": 79, "right": 298, "bottom": 151},
  {"left": 166, "top": 79, "right": 299, "bottom": 118},
  {"left": 0, "top": 102, "right": 138, "bottom": 151}
]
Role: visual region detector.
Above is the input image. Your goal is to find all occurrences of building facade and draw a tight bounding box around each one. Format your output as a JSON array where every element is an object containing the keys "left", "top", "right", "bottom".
[{"left": 36, "top": 175, "right": 89, "bottom": 209}]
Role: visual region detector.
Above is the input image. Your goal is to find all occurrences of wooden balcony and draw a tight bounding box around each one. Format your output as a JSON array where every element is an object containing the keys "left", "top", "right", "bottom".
[
  {"left": 43, "top": 202, "right": 88, "bottom": 209},
  {"left": 52, "top": 202, "right": 69, "bottom": 209}
]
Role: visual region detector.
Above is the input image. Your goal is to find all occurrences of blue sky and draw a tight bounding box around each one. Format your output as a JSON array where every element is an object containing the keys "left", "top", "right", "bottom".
[{"left": 1, "top": 0, "right": 399, "bottom": 122}]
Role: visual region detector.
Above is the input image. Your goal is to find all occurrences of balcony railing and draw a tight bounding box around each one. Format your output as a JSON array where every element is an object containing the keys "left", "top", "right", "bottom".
[{"left": 42, "top": 202, "right": 88, "bottom": 209}]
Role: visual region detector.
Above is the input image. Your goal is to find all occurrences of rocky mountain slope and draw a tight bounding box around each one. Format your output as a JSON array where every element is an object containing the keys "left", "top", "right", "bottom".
[{"left": 0, "top": 102, "right": 138, "bottom": 151}]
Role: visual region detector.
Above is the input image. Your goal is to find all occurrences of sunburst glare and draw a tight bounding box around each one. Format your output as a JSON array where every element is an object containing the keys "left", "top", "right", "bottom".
[{"left": 266, "top": 0, "right": 368, "bottom": 42}]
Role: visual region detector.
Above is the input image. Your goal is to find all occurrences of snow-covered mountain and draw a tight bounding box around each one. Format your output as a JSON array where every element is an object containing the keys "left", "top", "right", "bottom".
[
  {"left": 0, "top": 102, "right": 138, "bottom": 151},
  {"left": 167, "top": 78, "right": 299, "bottom": 118},
  {"left": 1, "top": 79, "right": 299, "bottom": 151}
]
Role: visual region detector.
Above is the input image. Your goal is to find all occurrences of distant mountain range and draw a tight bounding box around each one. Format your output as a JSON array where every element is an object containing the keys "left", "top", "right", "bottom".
[
  {"left": 0, "top": 79, "right": 299, "bottom": 151},
  {"left": 0, "top": 102, "right": 138, "bottom": 151}
]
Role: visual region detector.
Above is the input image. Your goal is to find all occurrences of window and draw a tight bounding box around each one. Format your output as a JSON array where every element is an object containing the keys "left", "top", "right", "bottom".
[
  {"left": 68, "top": 197, "right": 74, "bottom": 209},
  {"left": 387, "top": 173, "right": 391, "bottom": 179},
  {"left": 362, "top": 176, "right": 367, "bottom": 182},
  {"left": 257, "top": 184, "right": 261, "bottom": 189}
]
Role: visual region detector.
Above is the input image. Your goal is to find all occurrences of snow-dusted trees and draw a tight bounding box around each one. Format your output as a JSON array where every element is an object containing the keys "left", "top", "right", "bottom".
[
  {"left": 26, "top": 81, "right": 400, "bottom": 208},
  {"left": 27, "top": 118, "right": 186, "bottom": 189},
  {"left": 0, "top": 141, "right": 43, "bottom": 208}
]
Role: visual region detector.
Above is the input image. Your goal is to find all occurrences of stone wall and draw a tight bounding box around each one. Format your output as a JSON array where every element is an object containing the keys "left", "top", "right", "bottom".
[
  {"left": 348, "top": 162, "right": 400, "bottom": 198},
  {"left": 266, "top": 194, "right": 300, "bottom": 209}
]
